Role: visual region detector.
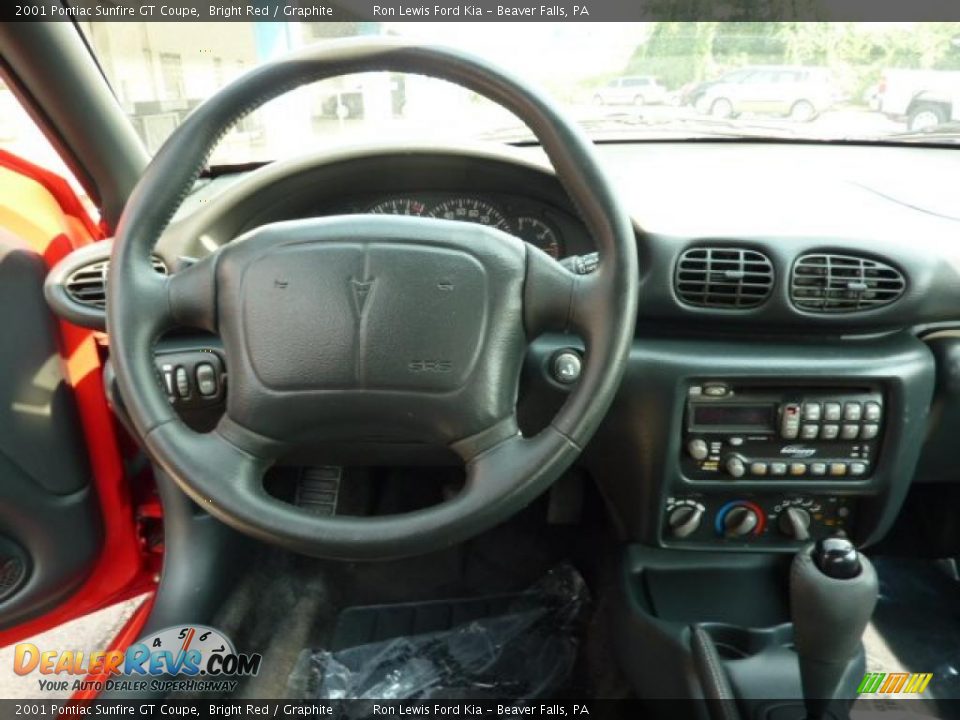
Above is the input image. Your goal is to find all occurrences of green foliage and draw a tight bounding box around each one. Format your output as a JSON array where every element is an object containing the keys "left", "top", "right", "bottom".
[{"left": 625, "top": 21, "right": 960, "bottom": 96}]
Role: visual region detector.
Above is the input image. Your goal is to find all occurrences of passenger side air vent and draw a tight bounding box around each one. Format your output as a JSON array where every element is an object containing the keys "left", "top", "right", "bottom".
[
  {"left": 791, "top": 253, "right": 905, "bottom": 313},
  {"left": 675, "top": 247, "right": 774, "bottom": 309},
  {"left": 64, "top": 256, "right": 167, "bottom": 309}
]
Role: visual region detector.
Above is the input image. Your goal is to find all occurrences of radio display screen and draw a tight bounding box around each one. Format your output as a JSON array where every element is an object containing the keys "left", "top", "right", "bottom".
[{"left": 691, "top": 404, "right": 774, "bottom": 430}]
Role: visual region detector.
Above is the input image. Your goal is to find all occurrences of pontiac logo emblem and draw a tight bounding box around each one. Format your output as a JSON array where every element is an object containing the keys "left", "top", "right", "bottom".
[{"left": 350, "top": 276, "right": 376, "bottom": 317}]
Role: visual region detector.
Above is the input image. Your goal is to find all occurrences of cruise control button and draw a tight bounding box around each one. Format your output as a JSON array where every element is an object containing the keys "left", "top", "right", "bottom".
[
  {"left": 849, "top": 462, "right": 867, "bottom": 476},
  {"left": 790, "top": 463, "right": 806, "bottom": 476},
  {"left": 860, "top": 424, "right": 879, "bottom": 440},
  {"left": 770, "top": 462, "right": 787, "bottom": 476},
  {"left": 810, "top": 462, "right": 827, "bottom": 476},
  {"left": 801, "top": 424, "right": 819, "bottom": 439},
  {"left": 843, "top": 402, "right": 862, "bottom": 421},
  {"left": 196, "top": 363, "right": 218, "bottom": 396},
  {"left": 841, "top": 424, "right": 859, "bottom": 440},
  {"left": 829, "top": 463, "right": 848, "bottom": 476},
  {"left": 864, "top": 402, "right": 882, "bottom": 422},
  {"left": 750, "top": 462, "right": 768, "bottom": 476},
  {"left": 802, "top": 403, "right": 821, "bottom": 421},
  {"left": 823, "top": 402, "right": 842, "bottom": 422},
  {"left": 821, "top": 424, "right": 839, "bottom": 440}
]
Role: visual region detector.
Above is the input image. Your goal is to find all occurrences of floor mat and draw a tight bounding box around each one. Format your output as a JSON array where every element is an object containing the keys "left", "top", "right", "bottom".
[
  {"left": 866, "top": 558, "right": 960, "bottom": 700},
  {"left": 287, "top": 564, "right": 589, "bottom": 700}
]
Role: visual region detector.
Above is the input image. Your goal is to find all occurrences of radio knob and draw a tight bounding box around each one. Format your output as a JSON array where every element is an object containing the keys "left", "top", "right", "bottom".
[
  {"left": 778, "top": 507, "right": 811, "bottom": 541},
  {"left": 668, "top": 506, "right": 703, "bottom": 538},
  {"left": 725, "top": 455, "right": 746, "bottom": 478},
  {"left": 687, "top": 439, "right": 709, "bottom": 461},
  {"left": 723, "top": 506, "right": 759, "bottom": 537}
]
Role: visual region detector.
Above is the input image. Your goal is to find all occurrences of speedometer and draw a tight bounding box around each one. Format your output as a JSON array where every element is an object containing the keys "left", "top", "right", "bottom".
[
  {"left": 515, "top": 217, "right": 561, "bottom": 259},
  {"left": 430, "top": 198, "right": 511, "bottom": 231},
  {"left": 368, "top": 198, "right": 429, "bottom": 216}
]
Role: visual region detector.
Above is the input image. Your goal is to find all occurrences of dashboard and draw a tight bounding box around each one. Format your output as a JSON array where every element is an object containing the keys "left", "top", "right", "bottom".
[{"left": 42, "top": 140, "right": 960, "bottom": 556}]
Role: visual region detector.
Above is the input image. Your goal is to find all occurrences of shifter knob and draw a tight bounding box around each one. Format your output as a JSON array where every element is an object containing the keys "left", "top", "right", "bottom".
[
  {"left": 791, "top": 541, "right": 878, "bottom": 719},
  {"left": 814, "top": 536, "right": 860, "bottom": 579}
]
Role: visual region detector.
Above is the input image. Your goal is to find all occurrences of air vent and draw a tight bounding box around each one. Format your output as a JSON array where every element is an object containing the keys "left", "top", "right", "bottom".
[
  {"left": 64, "top": 256, "right": 167, "bottom": 309},
  {"left": 675, "top": 247, "right": 774, "bottom": 309},
  {"left": 791, "top": 254, "right": 905, "bottom": 313}
]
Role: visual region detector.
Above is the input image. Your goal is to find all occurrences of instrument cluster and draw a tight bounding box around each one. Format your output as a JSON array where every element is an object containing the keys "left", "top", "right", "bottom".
[{"left": 356, "top": 194, "right": 565, "bottom": 259}]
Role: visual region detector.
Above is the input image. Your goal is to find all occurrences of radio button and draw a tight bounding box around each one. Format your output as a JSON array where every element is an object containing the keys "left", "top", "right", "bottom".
[
  {"left": 802, "top": 403, "right": 821, "bottom": 421},
  {"left": 770, "top": 462, "right": 787, "bottom": 476},
  {"left": 781, "top": 403, "right": 801, "bottom": 439},
  {"left": 687, "top": 439, "right": 709, "bottom": 461},
  {"left": 725, "top": 456, "right": 746, "bottom": 478},
  {"left": 823, "top": 402, "right": 842, "bottom": 422},
  {"left": 800, "top": 424, "right": 819, "bottom": 440},
  {"left": 843, "top": 402, "right": 862, "bottom": 421},
  {"left": 750, "top": 462, "right": 768, "bottom": 476},
  {"left": 864, "top": 402, "right": 882, "bottom": 422},
  {"left": 849, "top": 462, "right": 867, "bottom": 476},
  {"left": 860, "top": 424, "right": 880, "bottom": 440},
  {"left": 821, "top": 424, "right": 840, "bottom": 440},
  {"left": 829, "top": 463, "right": 848, "bottom": 476},
  {"left": 789, "top": 463, "right": 807, "bottom": 476},
  {"left": 841, "top": 424, "right": 860, "bottom": 440},
  {"left": 728, "top": 437, "right": 744, "bottom": 446},
  {"left": 810, "top": 462, "right": 827, "bottom": 476}
]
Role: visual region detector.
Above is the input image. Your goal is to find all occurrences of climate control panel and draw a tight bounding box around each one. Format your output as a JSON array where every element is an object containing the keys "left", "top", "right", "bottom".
[
  {"left": 681, "top": 383, "right": 884, "bottom": 481},
  {"left": 663, "top": 494, "right": 854, "bottom": 549}
]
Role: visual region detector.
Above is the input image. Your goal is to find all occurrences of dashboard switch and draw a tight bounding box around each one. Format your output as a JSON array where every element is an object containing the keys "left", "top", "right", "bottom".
[
  {"left": 174, "top": 367, "right": 190, "bottom": 399},
  {"left": 196, "top": 363, "right": 218, "bottom": 397},
  {"left": 551, "top": 351, "right": 582, "bottom": 385}
]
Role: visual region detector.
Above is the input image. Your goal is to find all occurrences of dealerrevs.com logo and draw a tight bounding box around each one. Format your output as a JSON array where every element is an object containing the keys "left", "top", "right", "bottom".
[{"left": 14, "top": 625, "right": 262, "bottom": 694}]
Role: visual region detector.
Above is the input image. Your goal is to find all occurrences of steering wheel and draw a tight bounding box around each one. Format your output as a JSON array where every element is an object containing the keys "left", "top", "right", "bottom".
[{"left": 108, "top": 38, "right": 638, "bottom": 560}]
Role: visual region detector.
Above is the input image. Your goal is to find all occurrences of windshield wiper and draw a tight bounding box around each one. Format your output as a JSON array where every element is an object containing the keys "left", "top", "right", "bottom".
[
  {"left": 881, "top": 122, "right": 960, "bottom": 143},
  {"left": 481, "top": 113, "right": 803, "bottom": 143}
]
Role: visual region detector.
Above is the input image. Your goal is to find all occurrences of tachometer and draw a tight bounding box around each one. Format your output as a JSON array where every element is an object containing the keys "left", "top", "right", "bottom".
[
  {"left": 368, "top": 198, "right": 429, "bottom": 216},
  {"left": 515, "top": 216, "right": 561, "bottom": 259},
  {"left": 430, "top": 198, "right": 511, "bottom": 231}
]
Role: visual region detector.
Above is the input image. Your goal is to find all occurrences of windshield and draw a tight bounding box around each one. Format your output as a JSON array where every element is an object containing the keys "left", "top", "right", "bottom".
[{"left": 79, "top": 21, "right": 960, "bottom": 164}]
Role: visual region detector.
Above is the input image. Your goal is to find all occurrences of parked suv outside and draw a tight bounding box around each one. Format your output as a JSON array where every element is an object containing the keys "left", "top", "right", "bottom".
[
  {"left": 695, "top": 65, "right": 841, "bottom": 122},
  {"left": 593, "top": 75, "right": 668, "bottom": 106}
]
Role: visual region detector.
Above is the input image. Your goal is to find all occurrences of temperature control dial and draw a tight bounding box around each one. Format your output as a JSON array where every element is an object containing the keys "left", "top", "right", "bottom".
[{"left": 715, "top": 500, "right": 766, "bottom": 539}]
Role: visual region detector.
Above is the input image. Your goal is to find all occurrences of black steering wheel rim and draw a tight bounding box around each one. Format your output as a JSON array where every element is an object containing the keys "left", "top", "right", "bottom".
[{"left": 107, "top": 37, "right": 638, "bottom": 560}]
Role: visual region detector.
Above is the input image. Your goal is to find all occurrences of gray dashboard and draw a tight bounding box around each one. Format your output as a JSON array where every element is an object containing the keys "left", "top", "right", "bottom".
[
  {"left": 161, "top": 141, "right": 960, "bottom": 336},
  {"left": 42, "top": 141, "right": 960, "bottom": 546}
]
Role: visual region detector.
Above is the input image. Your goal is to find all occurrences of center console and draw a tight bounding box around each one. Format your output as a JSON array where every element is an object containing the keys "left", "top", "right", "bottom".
[
  {"left": 665, "top": 383, "right": 885, "bottom": 549},
  {"left": 526, "top": 331, "right": 937, "bottom": 553}
]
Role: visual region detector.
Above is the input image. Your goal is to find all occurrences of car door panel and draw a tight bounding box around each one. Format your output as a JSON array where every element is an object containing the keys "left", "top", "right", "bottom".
[{"left": 0, "top": 151, "right": 156, "bottom": 644}]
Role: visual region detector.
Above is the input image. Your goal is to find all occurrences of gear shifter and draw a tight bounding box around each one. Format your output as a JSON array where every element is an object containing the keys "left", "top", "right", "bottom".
[{"left": 790, "top": 538, "right": 878, "bottom": 719}]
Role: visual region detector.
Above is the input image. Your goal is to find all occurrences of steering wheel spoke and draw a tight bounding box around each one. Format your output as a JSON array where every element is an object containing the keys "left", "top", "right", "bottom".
[
  {"left": 524, "top": 246, "right": 608, "bottom": 339},
  {"left": 166, "top": 253, "right": 218, "bottom": 332}
]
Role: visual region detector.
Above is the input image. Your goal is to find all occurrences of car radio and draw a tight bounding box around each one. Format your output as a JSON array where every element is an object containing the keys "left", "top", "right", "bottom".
[{"left": 681, "top": 382, "right": 884, "bottom": 480}]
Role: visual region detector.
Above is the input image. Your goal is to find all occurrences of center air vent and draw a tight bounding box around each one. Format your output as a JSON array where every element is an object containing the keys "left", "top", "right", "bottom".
[
  {"left": 791, "top": 253, "right": 905, "bottom": 313},
  {"left": 64, "top": 256, "right": 167, "bottom": 309},
  {"left": 675, "top": 247, "right": 774, "bottom": 309}
]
